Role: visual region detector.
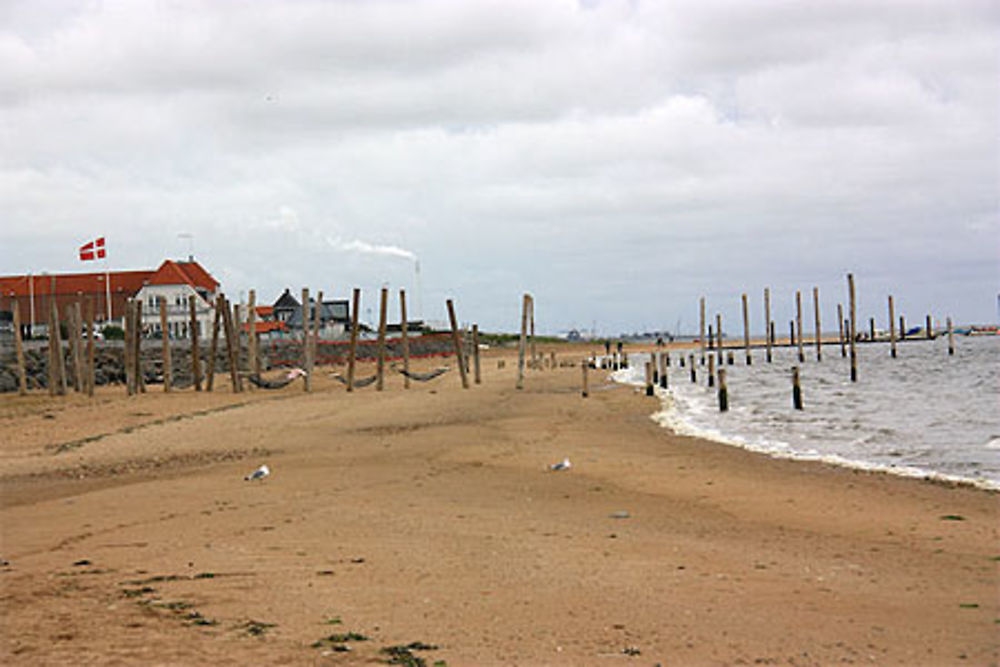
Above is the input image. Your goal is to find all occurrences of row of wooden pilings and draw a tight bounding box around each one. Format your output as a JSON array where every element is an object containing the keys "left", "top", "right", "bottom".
[
  {"left": 6, "top": 286, "right": 497, "bottom": 397},
  {"left": 578, "top": 273, "right": 960, "bottom": 411}
]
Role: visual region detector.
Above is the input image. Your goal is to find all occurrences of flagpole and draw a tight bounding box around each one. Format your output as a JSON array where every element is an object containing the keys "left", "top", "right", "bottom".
[{"left": 104, "top": 255, "right": 112, "bottom": 323}]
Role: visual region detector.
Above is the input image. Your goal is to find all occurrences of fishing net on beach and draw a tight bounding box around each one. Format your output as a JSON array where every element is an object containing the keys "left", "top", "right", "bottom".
[{"left": 247, "top": 374, "right": 297, "bottom": 389}]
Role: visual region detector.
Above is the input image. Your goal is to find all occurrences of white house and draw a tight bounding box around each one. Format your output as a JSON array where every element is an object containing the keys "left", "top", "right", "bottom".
[{"left": 134, "top": 259, "right": 219, "bottom": 339}]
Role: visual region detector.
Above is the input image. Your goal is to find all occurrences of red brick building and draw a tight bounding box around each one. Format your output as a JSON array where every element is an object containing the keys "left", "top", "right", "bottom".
[{"left": 0, "top": 259, "right": 218, "bottom": 336}]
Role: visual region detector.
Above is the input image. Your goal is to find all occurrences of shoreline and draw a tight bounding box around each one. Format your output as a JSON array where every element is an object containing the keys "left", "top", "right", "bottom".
[{"left": 2, "top": 344, "right": 997, "bottom": 664}]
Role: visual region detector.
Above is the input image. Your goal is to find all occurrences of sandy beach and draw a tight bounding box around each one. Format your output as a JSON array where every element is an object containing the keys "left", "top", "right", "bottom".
[{"left": 1, "top": 344, "right": 997, "bottom": 666}]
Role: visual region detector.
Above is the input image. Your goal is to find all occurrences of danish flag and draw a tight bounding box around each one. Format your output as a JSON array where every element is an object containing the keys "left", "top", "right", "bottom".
[{"left": 79, "top": 237, "right": 106, "bottom": 261}]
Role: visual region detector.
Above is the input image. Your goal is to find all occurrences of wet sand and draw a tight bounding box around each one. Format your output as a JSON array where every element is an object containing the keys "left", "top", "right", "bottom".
[{"left": 1, "top": 345, "right": 997, "bottom": 665}]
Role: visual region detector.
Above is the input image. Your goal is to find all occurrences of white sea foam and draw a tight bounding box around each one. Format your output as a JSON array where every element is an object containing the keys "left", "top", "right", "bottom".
[{"left": 610, "top": 336, "right": 1000, "bottom": 491}]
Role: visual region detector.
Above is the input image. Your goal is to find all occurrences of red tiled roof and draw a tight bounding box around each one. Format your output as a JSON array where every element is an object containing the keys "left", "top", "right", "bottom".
[
  {"left": 243, "top": 320, "right": 287, "bottom": 334},
  {"left": 147, "top": 260, "right": 219, "bottom": 290},
  {"left": 255, "top": 305, "right": 274, "bottom": 317},
  {"left": 0, "top": 270, "right": 153, "bottom": 298}
]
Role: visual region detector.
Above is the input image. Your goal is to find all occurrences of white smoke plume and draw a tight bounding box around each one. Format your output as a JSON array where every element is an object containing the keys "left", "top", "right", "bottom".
[{"left": 326, "top": 236, "right": 417, "bottom": 262}]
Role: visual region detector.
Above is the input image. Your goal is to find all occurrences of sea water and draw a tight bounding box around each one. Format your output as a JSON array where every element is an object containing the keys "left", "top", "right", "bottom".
[{"left": 613, "top": 335, "right": 1000, "bottom": 490}]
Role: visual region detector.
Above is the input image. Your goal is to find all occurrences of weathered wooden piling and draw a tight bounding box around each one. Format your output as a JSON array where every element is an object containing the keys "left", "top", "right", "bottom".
[
  {"left": 222, "top": 297, "right": 242, "bottom": 392},
  {"left": 869, "top": 317, "right": 875, "bottom": 342},
  {"left": 707, "top": 325, "right": 714, "bottom": 352},
  {"left": 135, "top": 301, "right": 145, "bottom": 394},
  {"left": 888, "top": 296, "right": 897, "bottom": 358},
  {"left": 301, "top": 288, "right": 311, "bottom": 392},
  {"left": 311, "top": 290, "right": 322, "bottom": 379},
  {"left": 716, "top": 313, "right": 723, "bottom": 366},
  {"left": 13, "top": 300, "right": 27, "bottom": 395},
  {"left": 517, "top": 293, "right": 530, "bottom": 390},
  {"left": 347, "top": 288, "right": 360, "bottom": 392},
  {"left": 123, "top": 300, "right": 134, "bottom": 396},
  {"left": 742, "top": 292, "right": 751, "bottom": 365},
  {"left": 400, "top": 289, "right": 411, "bottom": 389},
  {"left": 206, "top": 294, "right": 222, "bottom": 391},
  {"left": 645, "top": 361, "right": 654, "bottom": 396},
  {"left": 707, "top": 353, "right": 715, "bottom": 387},
  {"left": 189, "top": 295, "right": 202, "bottom": 391},
  {"left": 376, "top": 287, "right": 388, "bottom": 391},
  {"left": 899, "top": 315, "right": 906, "bottom": 341},
  {"left": 69, "top": 301, "right": 83, "bottom": 392},
  {"left": 792, "top": 365, "right": 803, "bottom": 410},
  {"left": 925, "top": 315, "right": 933, "bottom": 339},
  {"left": 717, "top": 368, "right": 728, "bottom": 412},
  {"left": 473, "top": 324, "right": 482, "bottom": 385},
  {"left": 812, "top": 287, "right": 822, "bottom": 362},
  {"left": 159, "top": 297, "right": 172, "bottom": 392},
  {"left": 52, "top": 299, "right": 67, "bottom": 395},
  {"left": 247, "top": 290, "right": 258, "bottom": 386},
  {"left": 764, "top": 287, "right": 772, "bottom": 363},
  {"left": 847, "top": 273, "right": 857, "bottom": 383},
  {"left": 446, "top": 299, "right": 469, "bottom": 389},
  {"left": 769, "top": 321, "right": 775, "bottom": 353},
  {"left": 947, "top": 317, "right": 955, "bottom": 356},
  {"left": 581, "top": 359, "right": 589, "bottom": 397},
  {"left": 789, "top": 321, "right": 795, "bottom": 347},
  {"left": 795, "top": 290, "right": 804, "bottom": 363},
  {"left": 85, "top": 298, "right": 95, "bottom": 396},
  {"left": 529, "top": 297, "right": 537, "bottom": 370},
  {"left": 700, "top": 297, "right": 707, "bottom": 365},
  {"left": 837, "top": 304, "right": 846, "bottom": 358},
  {"left": 659, "top": 351, "right": 668, "bottom": 388},
  {"left": 689, "top": 355, "right": 697, "bottom": 383},
  {"left": 726, "top": 350, "right": 734, "bottom": 365}
]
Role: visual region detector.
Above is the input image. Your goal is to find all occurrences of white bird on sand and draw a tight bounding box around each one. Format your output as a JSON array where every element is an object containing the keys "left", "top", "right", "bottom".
[
  {"left": 548, "top": 458, "right": 572, "bottom": 471},
  {"left": 244, "top": 464, "right": 270, "bottom": 481}
]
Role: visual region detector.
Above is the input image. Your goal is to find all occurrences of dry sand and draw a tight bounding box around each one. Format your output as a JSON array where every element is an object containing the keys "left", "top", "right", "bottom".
[{"left": 1, "top": 345, "right": 997, "bottom": 666}]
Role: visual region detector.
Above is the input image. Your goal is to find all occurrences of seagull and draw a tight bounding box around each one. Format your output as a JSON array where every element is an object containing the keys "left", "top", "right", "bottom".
[
  {"left": 286, "top": 368, "right": 307, "bottom": 380},
  {"left": 244, "top": 464, "right": 270, "bottom": 481},
  {"left": 548, "top": 458, "right": 572, "bottom": 471}
]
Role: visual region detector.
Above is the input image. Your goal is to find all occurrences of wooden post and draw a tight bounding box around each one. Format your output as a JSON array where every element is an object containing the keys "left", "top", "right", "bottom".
[
  {"left": 847, "top": 273, "right": 857, "bottom": 383},
  {"left": 581, "top": 359, "right": 589, "bottom": 397},
  {"left": 472, "top": 324, "right": 482, "bottom": 384},
  {"left": 717, "top": 368, "right": 728, "bottom": 412},
  {"left": 189, "top": 295, "right": 202, "bottom": 391},
  {"left": 741, "top": 293, "right": 751, "bottom": 365},
  {"left": 795, "top": 290, "right": 804, "bottom": 363},
  {"left": 85, "top": 297, "right": 95, "bottom": 396},
  {"left": 837, "top": 304, "right": 846, "bottom": 358},
  {"left": 301, "top": 288, "right": 311, "bottom": 392},
  {"left": 699, "top": 297, "right": 706, "bottom": 365},
  {"left": 70, "top": 301, "right": 83, "bottom": 392},
  {"left": 769, "top": 321, "right": 775, "bottom": 351},
  {"left": 376, "top": 287, "right": 387, "bottom": 391},
  {"left": 947, "top": 317, "right": 955, "bottom": 356},
  {"left": 400, "top": 289, "right": 411, "bottom": 389},
  {"left": 13, "top": 299, "right": 27, "bottom": 395},
  {"left": 888, "top": 296, "right": 897, "bottom": 358},
  {"left": 247, "top": 290, "right": 257, "bottom": 386},
  {"left": 516, "top": 293, "right": 529, "bottom": 390},
  {"left": 789, "top": 320, "right": 796, "bottom": 347},
  {"left": 159, "top": 297, "right": 172, "bottom": 392},
  {"left": 707, "top": 325, "right": 714, "bottom": 352},
  {"left": 869, "top": 317, "right": 876, "bottom": 341},
  {"left": 899, "top": 315, "right": 906, "bottom": 341},
  {"left": 645, "top": 360, "right": 654, "bottom": 396},
  {"left": 715, "top": 313, "right": 723, "bottom": 366},
  {"left": 925, "top": 314, "right": 933, "bottom": 339},
  {"left": 206, "top": 294, "right": 223, "bottom": 392},
  {"left": 221, "top": 297, "right": 242, "bottom": 392},
  {"left": 812, "top": 287, "right": 822, "bottom": 362},
  {"left": 689, "top": 354, "right": 697, "bottom": 383},
  {"left": 792, "top": 366, "right": 803, "bottom": 410},
  {"left": 764, "top": 287, "right": 772, "bottom": 363},
  {"left": 135, "top": 301, "right": 145, "bottom": 393},
  {"left": 51, "top": 299, "right": 67, "bottom": 395},
  {"left": 659, "top": 351, "right": 668, "bottom": 388},
  {"left": 347, "top": 288, "right": 360, "bottom": 392},
  {"left": 311, "top": 290, "right": 322, "bottom": 380},
  {"left": 529, "top": 296, "right": 537, "bottom": 370},
  {"left": 124, "top": 300, "right": 134, "bottom": 396},
  {"left": 707, "top": 352, "right": 715, "bottom": 387},
  {"left": 446, "top": 299, "right": 469, "bottom": 389}
]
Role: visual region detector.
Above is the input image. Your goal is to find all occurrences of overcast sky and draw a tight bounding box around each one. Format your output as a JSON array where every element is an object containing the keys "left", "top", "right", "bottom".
[{"left": 2, "top": 0, "right": 997, "bottom": 334}]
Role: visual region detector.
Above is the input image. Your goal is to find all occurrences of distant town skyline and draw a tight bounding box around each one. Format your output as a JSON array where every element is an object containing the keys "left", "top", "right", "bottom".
[{"left": 3, "top": 1, "right": 997, "bottom": 335}]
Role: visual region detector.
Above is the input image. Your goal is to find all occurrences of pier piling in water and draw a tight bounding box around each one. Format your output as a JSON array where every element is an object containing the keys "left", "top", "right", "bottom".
[
  {"left": 659, "top": 352, "right": 668, "bottom": 388},
  {"left": 689, "top": 355, "right": 697, "bottom": 383},
  {"left": 813, "top": 287, "right": 822, "bottom": 362},
  {"left": 947, "top": 317, "right": 955, "bottom": 356},
  {"left": 795, "top": 290, "right": 804, "bottom": 363},
  {"left": 848, "top": 273, "right": 857, "bottom": 383},
  {"left": 837, "top": 304, "right": 846, "bottom": 358},
  {"left": 581, "top": 359, "right": 589, "bottom": 397},
  {"left": 645, "top": 361, "right": 654, "bottom": 396},
  {"left": 764, "top": 287, "right": 772, "bottom": 363},
  {"left": 926, "top": 315, "right": 934, "bottom": 340},
  {"left": 700, "top": 297, "right": 707, "bottom": 365},
  {"left": 888, "top": 296, "right": 897, "bottom": 358},
  {"left": 742, "top": 293, "right": 751, "bottom": 365},
  {"left": 792, "top": 365, "right": 803, "bottom": 410},
  {"left": 718, "top": 368, "right": 728, "bottom": 412},
  {"left": 708, "top": 353, "right": 715, "bottom": 388}
]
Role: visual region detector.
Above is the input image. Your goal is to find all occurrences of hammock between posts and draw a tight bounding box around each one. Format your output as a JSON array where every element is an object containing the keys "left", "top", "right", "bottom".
[
  {"left": 398, "top": 367, "right": 450, "bottom": 382},
  {"left": 330, "top": 373, "right": 378, "bottom": 388},
  {"left": 246, "top": 368, "right": 307, "bottom": 390}
]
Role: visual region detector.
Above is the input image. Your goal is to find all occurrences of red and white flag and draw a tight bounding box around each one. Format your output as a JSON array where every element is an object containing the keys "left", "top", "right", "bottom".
[{"left": 79, "top": 237, "right": 106, "bottom": 261}]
